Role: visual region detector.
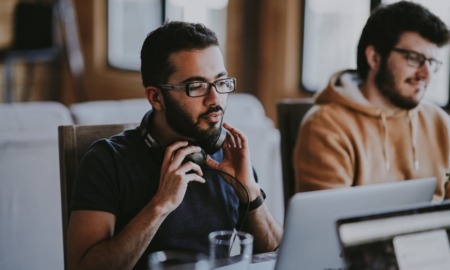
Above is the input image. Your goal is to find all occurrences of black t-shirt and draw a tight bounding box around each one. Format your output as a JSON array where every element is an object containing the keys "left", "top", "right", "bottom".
[{"left": 71, "top": 123, "right": 241, "bottom": 269}]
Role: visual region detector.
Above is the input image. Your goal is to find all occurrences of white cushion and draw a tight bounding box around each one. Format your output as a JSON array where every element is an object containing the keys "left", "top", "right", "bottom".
[
  {"left": 225, "top": 93, "right": 274, "bottom": 128},
  {"left": 70, "top": 98, "right": 151, "bottom": 124},
  {"left": 0, "top": 101, "right": 72, "bottom": 270}
]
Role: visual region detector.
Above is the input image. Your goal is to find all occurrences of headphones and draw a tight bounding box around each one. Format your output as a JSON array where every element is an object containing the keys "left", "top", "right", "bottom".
[{"left": 139, "top": 110, "right": 226, "bottom": 167}]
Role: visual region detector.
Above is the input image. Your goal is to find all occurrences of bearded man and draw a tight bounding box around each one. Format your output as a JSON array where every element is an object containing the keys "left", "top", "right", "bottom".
[
  {"left": 67, "top": 21, "right": 281, "bottom": 270},
  {"left": 293, "top": 1, "right": 450, "bottom": 202}
]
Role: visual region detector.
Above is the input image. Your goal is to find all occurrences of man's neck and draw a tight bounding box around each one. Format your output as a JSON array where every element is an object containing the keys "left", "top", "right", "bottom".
[
  {"left": 148, "top": 113, "right": 184, "bottom": 148},
  {"left": 360, "top": 80, "right": 401, "bottom": 114}
]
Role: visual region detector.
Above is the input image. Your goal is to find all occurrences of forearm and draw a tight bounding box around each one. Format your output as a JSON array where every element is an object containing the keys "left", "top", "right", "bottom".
[
  {"left": 241, "top": 204, "right": 282, "bottom": 254},
  {"left": 68, "top": 199, "right": 171, "bottom": 270}
]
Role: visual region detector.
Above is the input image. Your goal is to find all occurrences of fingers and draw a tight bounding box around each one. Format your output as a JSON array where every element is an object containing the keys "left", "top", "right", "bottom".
[
  {"left": 164, "top": 142, "right": 203, "bottom": 169},
  {"left": 162, "top": 141, "right": 207, "bottom": 181},
  {"left": 205, "top": 154, "right": 219, "bottom": 170},
  {"left": 184, "top": 170, "right": 206, "bottom": 184},
  {"left": 162, "top": 141, "right": 189, "bottom": 171},
  {"left": 223, "top": 122, "right": 248, "bottom": 149},
  {"left": 179, "top": 161, "right": 204, "bottom": 178}
]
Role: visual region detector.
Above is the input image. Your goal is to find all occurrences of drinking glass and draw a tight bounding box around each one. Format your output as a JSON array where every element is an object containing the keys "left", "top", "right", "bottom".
[{"left": 209, "top": 230, "right": 253, "bottom": 270}]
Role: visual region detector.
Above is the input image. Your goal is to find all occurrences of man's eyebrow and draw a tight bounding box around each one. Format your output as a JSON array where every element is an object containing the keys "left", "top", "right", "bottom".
[
  {"left": 181, "top": 76, "right": 207, "bottom": 83},
  {"left": 216, "top": 71, "right": 228, "bottom": 78},
  {"left": 180, "top": 72, "right": 228, "bottom": 83}
]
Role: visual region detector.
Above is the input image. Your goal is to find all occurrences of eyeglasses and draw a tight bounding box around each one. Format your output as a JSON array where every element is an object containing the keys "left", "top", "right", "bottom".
[
  {"left": 391, "top": 47, "right": 442, "bottom": 73},
  {"left": 158, "top": 77, "right": 236, "bottom": 97}
]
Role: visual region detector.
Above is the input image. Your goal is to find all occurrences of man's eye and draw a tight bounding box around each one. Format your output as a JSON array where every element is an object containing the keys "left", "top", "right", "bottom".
[
  {"left": 218, "top": 80, "right": 232, "bottom": 87},
  {"left": 189, "top": 83, "right": 204, "bottom": 91},
  {"left": 407, "top": 54, "right": 423, "bottom": 63}
]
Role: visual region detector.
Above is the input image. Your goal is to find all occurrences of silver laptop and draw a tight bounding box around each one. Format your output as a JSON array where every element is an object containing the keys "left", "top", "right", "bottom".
[
  {"left": 274, "top": 178, "right": 436, "bottom": 270},
  {"left": 336, "top": 200, "right": 450, "bottom": 270}
]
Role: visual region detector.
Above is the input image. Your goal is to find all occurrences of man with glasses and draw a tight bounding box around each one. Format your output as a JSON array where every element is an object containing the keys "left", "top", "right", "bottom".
[
  {"left": 294, "top": 2, "right": 450, "bottom": 201},
  {"left": 67, "top": 21, "right": 282, "bottom": 270}
]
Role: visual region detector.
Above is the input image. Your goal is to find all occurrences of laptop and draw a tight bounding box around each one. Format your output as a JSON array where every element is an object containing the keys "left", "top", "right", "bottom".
[
  {"left": 336, "top": 200, "right": 450, "bottom": 270},
  {"left": 274, "top": 178, "right": 436, "bottom": 270}
]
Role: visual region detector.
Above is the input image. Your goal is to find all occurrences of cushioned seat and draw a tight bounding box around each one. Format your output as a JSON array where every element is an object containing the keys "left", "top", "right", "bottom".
[{"left": 0, "top": 102, "right": 73, "bottom": 270}]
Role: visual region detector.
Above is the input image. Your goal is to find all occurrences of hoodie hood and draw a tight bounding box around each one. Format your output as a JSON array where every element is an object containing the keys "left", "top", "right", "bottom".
[{"left": 315, "top": 69, "right": 421, "bottom": 118}]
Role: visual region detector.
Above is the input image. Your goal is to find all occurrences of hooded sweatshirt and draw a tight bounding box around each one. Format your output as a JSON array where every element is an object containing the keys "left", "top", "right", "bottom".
[{"left": 293, "top": 70, "right": 450, "bottom": 201}]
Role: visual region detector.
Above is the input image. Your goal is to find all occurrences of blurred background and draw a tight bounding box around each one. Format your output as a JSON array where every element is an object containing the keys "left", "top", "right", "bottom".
[{"left": 1, "top": 0, "right": 450, "bottom": 123}]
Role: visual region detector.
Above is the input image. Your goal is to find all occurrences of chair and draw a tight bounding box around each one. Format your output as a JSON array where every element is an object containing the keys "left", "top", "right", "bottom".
[
  {"left": 1, "top": 1, "right": 62, "bottom": 102},
  {"left": 58, "top": 123, "right": 138, "bottom": 269},
  {"left": 276, "top": 98, "right": 314, "bottom": 209}
]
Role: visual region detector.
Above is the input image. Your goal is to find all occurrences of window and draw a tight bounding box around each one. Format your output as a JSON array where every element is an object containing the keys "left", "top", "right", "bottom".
[
  {"left": 300, "top": 0, "right": 450, "bottom": 107},
  {"left": 108, "top": 0, "right": 163, "bottom": 71},
  {"left": 300, "top": 0, "right": 371, "bottom": 92},
  {"left": 107, "top": 0, "right": 228, "bottom": 71}
]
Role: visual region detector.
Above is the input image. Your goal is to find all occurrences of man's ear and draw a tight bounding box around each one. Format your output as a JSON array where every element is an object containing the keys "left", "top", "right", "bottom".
[
  {"left": 145, "top": 86, "right": 165, "bottom": 111},
  {"left": 365, "top": 45, "right": 381, "bottom": 72}
]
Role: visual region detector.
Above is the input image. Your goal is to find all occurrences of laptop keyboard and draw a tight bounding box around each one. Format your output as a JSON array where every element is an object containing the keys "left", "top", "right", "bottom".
[{"left": 251, "top": 251, "right": 278, "bottom": 263}]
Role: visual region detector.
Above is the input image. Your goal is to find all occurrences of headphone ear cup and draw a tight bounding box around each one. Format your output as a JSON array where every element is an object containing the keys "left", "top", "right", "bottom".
[
  {"left": 204, "top": 127, "right": 227, "bottom": 154},
  {"left": 183, "top": 149, "right": 207, "bottom": 167}
]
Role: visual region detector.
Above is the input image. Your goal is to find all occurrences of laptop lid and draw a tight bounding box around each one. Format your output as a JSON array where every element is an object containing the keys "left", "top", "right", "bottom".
[
  {"left": 336, "top": 200, "right": 450, "bottom": 270},
  {"left": 274, "top": 178, "right": 436, "bottom": 270}
]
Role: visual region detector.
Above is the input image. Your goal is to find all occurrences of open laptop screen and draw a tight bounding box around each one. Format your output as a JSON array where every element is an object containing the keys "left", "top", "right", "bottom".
[
  {"left": 337, "top": 201, "right": 450, "bottom": 270},
  {"left": 274, "top": 178, "right": 436, "bottom": 270}
]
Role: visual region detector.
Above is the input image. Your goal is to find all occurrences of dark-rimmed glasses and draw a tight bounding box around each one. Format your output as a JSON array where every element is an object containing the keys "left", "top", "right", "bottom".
[
  {"left": 391, "top": 47, "right": 442, "bottom": 73},
  {"left": 158, "top": 77, "right": 236, "bottom": 97}
]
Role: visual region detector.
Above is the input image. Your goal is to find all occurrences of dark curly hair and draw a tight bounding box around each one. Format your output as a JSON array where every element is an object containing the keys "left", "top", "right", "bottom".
[
  {"left": 357, "top": 1, "right": 450, "bottom": 80},
  {"left": 140, "top": 21, "right": 219, "bottom": 87}
]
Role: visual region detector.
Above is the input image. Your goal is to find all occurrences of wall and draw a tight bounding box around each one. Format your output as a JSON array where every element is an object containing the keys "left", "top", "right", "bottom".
[{"left": 0, "top": 0, "right": 313, "bottom": 125}]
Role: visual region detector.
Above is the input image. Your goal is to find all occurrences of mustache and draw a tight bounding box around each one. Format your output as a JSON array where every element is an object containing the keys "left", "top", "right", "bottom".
[{"left": 199, "top": 105, "right": 224, "bottom": 117}]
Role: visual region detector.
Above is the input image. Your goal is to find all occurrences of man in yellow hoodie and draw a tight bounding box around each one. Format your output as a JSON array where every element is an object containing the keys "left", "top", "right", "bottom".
[{"left": 294, "top": 1, "right": 450, "bottom": 201}]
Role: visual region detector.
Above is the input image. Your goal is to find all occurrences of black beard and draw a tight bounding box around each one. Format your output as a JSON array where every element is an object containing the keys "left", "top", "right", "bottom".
[
  {"left": 375, "top": 58, "right": 420, "bottom": 110},
  {"left": 162, "top": 91, "right": 223, "bottom": 151}
]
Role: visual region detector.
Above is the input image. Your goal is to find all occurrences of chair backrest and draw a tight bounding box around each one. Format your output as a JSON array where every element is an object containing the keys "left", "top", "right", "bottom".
[
  {"left": 58, "top": 123, "right": 138, "bottom": 268},
  {"left": 276, "top": 98, "right": 314, "bottom": 209}
]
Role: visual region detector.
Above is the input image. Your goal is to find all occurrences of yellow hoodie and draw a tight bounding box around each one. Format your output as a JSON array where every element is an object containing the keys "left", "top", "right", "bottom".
[{"left": 293, "top": 70, "right": 450, "bottom": 201}]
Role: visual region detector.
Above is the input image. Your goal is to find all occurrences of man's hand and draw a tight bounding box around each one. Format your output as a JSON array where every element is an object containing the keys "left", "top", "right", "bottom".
[
  {"left": 206, "top": 123, "right": 260, "bottom": 202},
  {"left": 153, "top": 141, "right": 206, "bottom": 212}
]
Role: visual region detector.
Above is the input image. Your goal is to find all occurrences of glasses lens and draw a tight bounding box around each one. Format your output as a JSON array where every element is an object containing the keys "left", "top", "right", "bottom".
[
  {"left": 216, "top": 79, "right": 235, "bottom": 93},
  {"left": 187, "top": 82, "right": 209, "bottom": 97},
  {"left": 430, "top": 60, "right": 441, "bottom": 73},
  {"left": 186, "top": 78, "right": 236, "bottom": 97},
  {"left": 405, "top": 53, "right": 424, "bottom": 68}
]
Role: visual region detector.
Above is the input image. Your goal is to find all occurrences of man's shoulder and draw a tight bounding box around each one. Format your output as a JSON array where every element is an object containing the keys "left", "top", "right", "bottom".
[
  {"left": 418, "top": 101, "right": 450, "bottom": 121},
  {"left": 86, "top": 127, "right": 143, "bottom": 157},
  {"left": 303, "top": 102, "right": 353, "bottom": 125}
]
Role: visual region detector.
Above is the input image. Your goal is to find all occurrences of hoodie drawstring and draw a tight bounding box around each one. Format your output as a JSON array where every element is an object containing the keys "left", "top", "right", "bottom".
[
  {"left": 380, "top": 113, "right": 391, "bottom": 170},
  {"left": 380, "top": 112, "right": 419, "bottom": 171},
  {"left": 409, "top": 112, "right": 419, "bottom": 171}
]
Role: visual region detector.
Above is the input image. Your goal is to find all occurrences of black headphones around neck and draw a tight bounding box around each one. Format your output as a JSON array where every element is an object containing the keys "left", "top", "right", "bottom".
[{"left": 139, "top": 110, "right": 226, "bottom": 167}]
